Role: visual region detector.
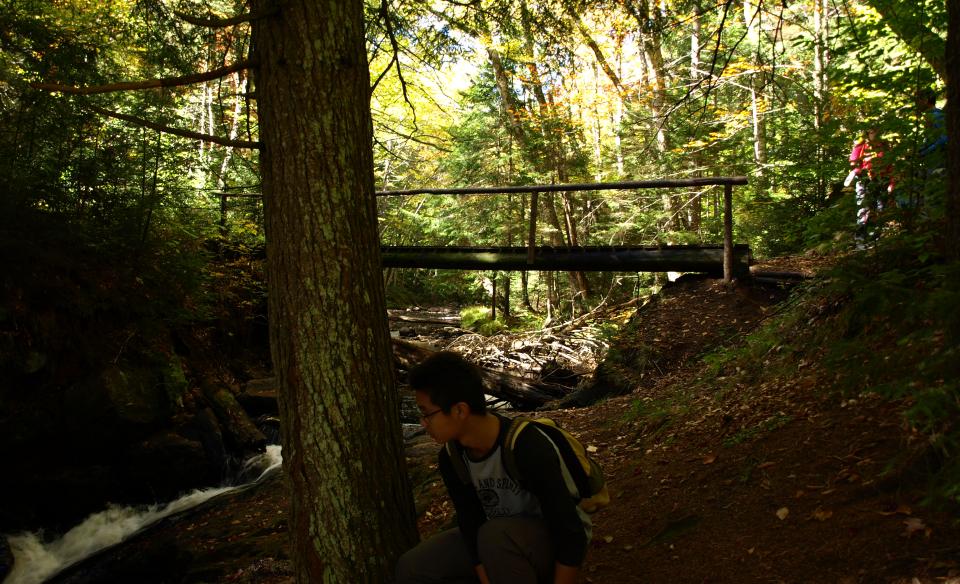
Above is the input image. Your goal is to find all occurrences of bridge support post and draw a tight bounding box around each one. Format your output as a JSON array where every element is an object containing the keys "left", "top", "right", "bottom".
[
  {"left": 723, "top": 183, "right": 734, "bottom": 284},
  {"left": 527, "top": 192, "right": 539, "bottom": 265}
]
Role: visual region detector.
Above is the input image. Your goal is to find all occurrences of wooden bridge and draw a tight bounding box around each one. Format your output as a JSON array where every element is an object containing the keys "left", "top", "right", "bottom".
[
  {"left": 375, "top": 177, "right": 750, "bottom": 282},
  {"left": 218, "top": 177, "right": 752, "bottom": 281}
]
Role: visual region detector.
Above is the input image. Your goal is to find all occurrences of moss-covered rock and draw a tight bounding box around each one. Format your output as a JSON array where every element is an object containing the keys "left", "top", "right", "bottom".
[
  {"left": 64, "top": 366, "right": 169, "bottom": 446},
  {"left": 159, "top": 356, "right": 189, "bottom": 411},
  {"left": 201, "top": 380, "right": 266, "bottom": 455}
]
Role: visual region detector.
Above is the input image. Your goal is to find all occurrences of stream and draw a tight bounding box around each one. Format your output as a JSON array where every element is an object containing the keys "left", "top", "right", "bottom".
[{"left": 2, "top": 446, "right": 282, "bottom": 584}]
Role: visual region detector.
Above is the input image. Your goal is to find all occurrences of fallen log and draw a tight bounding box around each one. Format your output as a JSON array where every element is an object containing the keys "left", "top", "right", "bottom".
[
  {"left": 392, "top": 339, "right": 567, "bottom": 409},
  {"left": 387, "top": 312, "right": 462, "bottom": 326},
  {"left": 237, "top": 341, "right": 568, "bottom": 418}
]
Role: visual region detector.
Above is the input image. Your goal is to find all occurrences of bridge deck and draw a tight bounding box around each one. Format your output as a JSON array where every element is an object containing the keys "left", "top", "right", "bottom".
[{"left": 381, "top": 245, "right": 751, "bottom": 275}]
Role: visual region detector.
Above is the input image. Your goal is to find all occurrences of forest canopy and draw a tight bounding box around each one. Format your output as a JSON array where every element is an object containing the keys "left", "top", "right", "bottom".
[{"left": 1, "top": 0, "right": 950, "bottom": 316}]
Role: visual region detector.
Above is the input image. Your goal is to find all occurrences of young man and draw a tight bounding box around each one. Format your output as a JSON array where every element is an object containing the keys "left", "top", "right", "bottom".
[{"left": 396, "top": 351, "right": 589, "bottom": 584}]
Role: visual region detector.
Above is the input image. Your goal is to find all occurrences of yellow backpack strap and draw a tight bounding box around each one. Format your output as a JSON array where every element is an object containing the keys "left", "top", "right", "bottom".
[
  {"left": 444, "top": 441, "right": 471, "bottom": 485},
  {"left": 502, "top": 417, "right": 530, "bottom": 484}
]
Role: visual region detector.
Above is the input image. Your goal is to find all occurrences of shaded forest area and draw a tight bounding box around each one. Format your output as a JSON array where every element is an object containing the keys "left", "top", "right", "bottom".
[{"left": 0, "top": 0, "right": 958, "bottom": 581}]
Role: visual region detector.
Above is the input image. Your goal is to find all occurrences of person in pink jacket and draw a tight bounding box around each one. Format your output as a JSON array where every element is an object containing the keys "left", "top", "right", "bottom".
[{"left": 847, "top": 128, "right": 893, "bottom": 241}]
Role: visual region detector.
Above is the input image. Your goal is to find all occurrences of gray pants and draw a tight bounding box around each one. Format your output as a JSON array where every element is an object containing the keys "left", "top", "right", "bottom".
[{"left": 396, "top": 517, "right": 555, "bottom": 583}]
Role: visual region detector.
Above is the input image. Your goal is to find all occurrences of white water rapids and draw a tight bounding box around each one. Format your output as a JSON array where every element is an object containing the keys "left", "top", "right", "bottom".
[{"left": 3, "top": 445, "right": 282, "bottom": 584}]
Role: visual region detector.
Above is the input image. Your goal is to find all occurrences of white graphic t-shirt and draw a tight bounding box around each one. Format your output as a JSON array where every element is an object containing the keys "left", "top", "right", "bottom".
[{"left": 465, "top": 446, "right": 542, "bottom": 520}]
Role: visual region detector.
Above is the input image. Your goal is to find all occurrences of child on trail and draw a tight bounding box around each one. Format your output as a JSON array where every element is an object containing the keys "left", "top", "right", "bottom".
[
  {"left": 847, "top": 127, "right": 894, "bottom": 242},
  {"left": 396, "top": 351, "right": 590, "bottom": 584}
]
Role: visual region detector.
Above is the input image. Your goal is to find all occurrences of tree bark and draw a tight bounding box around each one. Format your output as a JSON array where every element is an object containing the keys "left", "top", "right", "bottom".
[
  {"left": 520, "top": 1, "right": 550, "bottom": 112},
  {"left": 743, "top": 0, "right": 768, "bottom": 182},
  {"left": 812, "top": 0, "right": 830, "bottom": 201},
  {"left": 948, "top": 0, "right": 959, "bottom": 259},
  {"left": 251, "top": 1, "right": 418, "bottom": 581}
]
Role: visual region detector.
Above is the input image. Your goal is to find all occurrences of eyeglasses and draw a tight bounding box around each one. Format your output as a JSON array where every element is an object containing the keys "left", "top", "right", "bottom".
[{"left": 419, "top": 409, "right": 444, "bottom": 423}]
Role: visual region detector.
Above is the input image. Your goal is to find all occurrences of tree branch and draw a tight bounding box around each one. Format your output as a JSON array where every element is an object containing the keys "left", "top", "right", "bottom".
[
  {"left": 863, "top": 0, "right": 947, "bottom": 80},
  {"left": 31, "top": 60, "right": 256, "bottom": 96},
  {"left": 88, "top": 105, "right": 260, "bottom": 149},
  {"left": 374, "top": 120, "right": 452, "bottom": 151},
  {"left": 378, "top": 0, "right": 417, "bottom": 125},
  {"left": 173, "top": 7, "right": 280, "bottom": 28}
]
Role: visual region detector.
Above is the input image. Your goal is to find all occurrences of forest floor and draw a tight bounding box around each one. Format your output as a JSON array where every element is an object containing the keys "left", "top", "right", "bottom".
[
  {"left": 51, "top": 253, "right": 960, "bottom": 584},
  {"left": 411, "top": 254, "right": 960, "bottom": 583}
]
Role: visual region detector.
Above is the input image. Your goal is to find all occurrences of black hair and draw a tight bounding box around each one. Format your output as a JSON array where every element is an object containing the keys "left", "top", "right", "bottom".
[
  {"left": 408, "top": 351, "right": 487, "bottom": 414},
  {"left": 916, "top": 88, "right": 938, "bottom": 106}
]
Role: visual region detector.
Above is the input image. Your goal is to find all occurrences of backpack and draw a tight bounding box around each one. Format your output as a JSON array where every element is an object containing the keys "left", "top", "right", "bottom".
[{"left": 445, "top": 416, "right": 610, "bottom": 514}]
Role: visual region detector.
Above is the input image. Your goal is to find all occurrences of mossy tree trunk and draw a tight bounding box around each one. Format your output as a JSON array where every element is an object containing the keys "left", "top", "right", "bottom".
[{"left": 251, "top": 1, "right": 418, "bottom": 581}]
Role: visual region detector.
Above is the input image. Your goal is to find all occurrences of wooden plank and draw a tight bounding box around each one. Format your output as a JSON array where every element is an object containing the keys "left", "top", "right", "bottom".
[{"left": 381, "top": 245, "right": 751, "bottom": 275}]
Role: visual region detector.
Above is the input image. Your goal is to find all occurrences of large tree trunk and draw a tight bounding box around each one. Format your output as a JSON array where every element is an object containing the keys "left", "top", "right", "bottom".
[
  {"left": 251, "top": 1, "right": 418, "bottom": 581},
  {"left": 948, "top": 0, "right": 960, "bottom": 260}
]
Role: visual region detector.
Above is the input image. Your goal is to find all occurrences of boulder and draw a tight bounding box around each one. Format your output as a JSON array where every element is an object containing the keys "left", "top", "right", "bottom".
[
  {"left": 63, "top": 366, "right": 169, "bottom": 447},
  {"left": 158, "top": 356, "right": 189, "bottom": 411},
  {"left": 192, "top": 408, "right": 228, "bottom": 478},
  {"left": 124, "top": 431, "right": 214, "bottom": 501},
  {"left": 236, "top": 378, "right": 278, "bottom": 417},
  {"left": 201, "top": 381, "right": 266, "bottom": 455}
]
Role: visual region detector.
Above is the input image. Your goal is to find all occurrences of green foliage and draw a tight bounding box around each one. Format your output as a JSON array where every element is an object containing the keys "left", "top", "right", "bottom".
[
  {"left": 459, "top": 305, "right": 507, "bottom": 335},
  {"left": 460, "top": 305, "right": 492, "bottom": 329},
  {"left": 385, "top": 269, "right": 487, "bottom": 308}
]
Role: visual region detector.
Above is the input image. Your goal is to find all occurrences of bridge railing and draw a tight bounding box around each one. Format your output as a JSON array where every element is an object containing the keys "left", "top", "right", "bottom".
[{"left": 376, "top": 177, "right": 749, "bottom": 283}]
